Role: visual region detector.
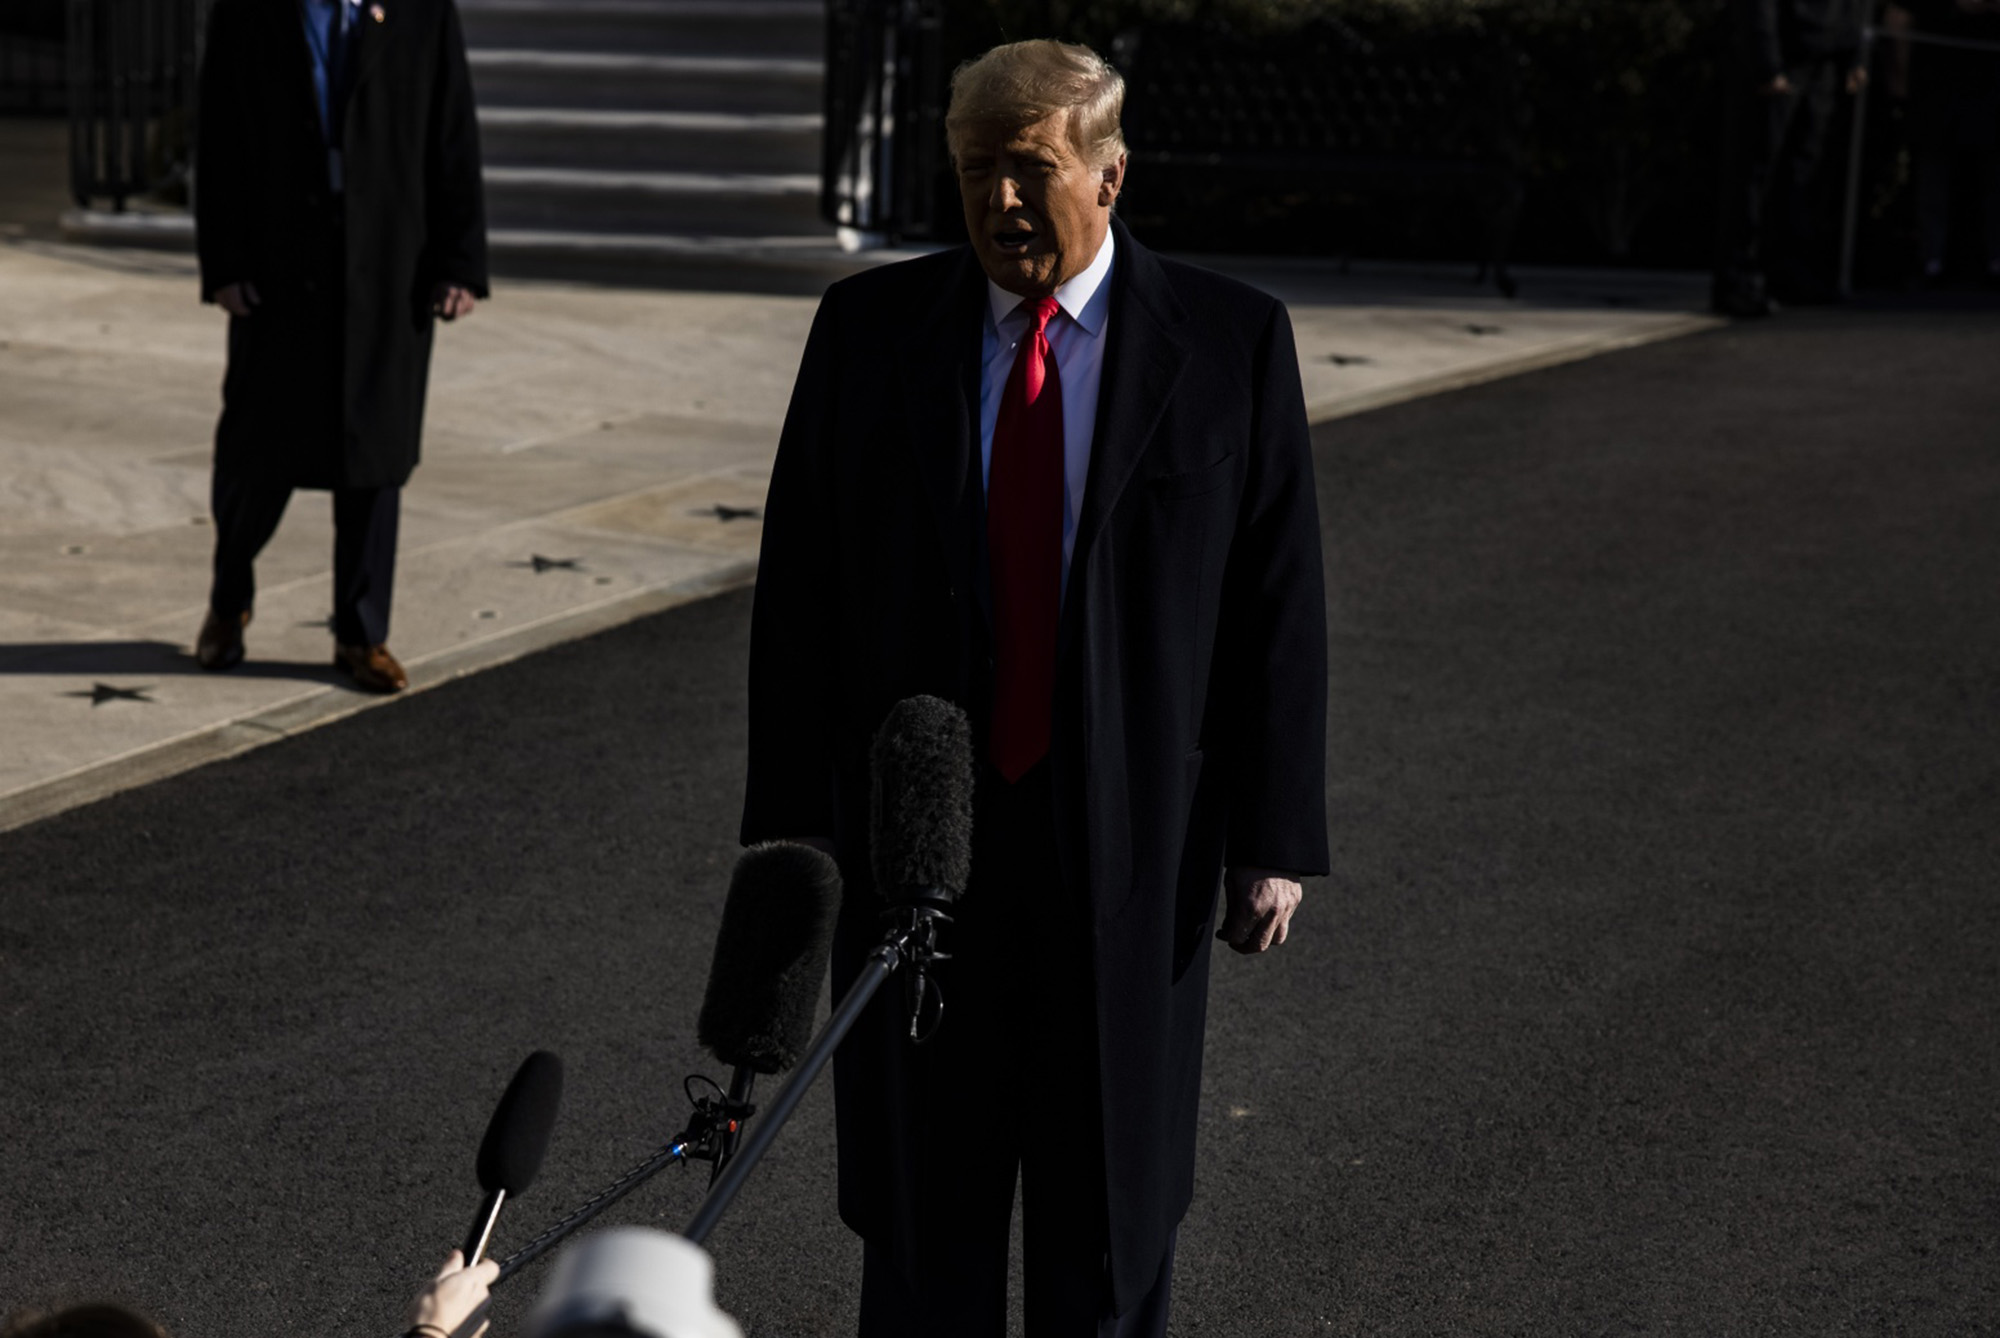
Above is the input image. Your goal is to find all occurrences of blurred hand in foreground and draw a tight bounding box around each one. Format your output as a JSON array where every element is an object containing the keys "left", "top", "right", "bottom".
[{"left": 406, "top": 1249, "right": 498, "bottom": 1338}]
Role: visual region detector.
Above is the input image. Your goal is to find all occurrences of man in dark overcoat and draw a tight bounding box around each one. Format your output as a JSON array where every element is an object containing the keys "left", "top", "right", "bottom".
[
  {"left": 193, "top": 0, "right": 487, "bottom": 691},
  {"left": 1712, "top": 0, "right": 1869, "bottom": 314},
  {"left": 741, "top": 40, "right": 1328, "bottom": 1337}
]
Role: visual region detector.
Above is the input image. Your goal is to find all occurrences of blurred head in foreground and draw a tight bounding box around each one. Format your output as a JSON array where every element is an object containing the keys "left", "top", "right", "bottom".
[
  {"left": 2, "top": 1307, "right": 166, "bottom": 1338},
  {"left": 524, "top": 1229, "right": 742, "bottom": 1338}
]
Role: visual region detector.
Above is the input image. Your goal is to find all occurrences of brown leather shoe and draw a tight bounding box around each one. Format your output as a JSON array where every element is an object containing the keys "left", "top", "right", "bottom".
[
  {"left": 196, "top": 608, "right": 251, "bottom": 671},
  {"left": 333, "top": 642, "right": 408, "bottom": 693}
]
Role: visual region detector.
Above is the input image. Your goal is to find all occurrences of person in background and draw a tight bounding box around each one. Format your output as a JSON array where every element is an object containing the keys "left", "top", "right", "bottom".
[
  {"left": 1895, "top": 0, "right": 2000, "bottom": 283},
  {"left": 192, "top": 0, "right": 487, "bottom": 692},
  {"left": 1714, "top": 0, "right": 1872, "bottom": 315}
]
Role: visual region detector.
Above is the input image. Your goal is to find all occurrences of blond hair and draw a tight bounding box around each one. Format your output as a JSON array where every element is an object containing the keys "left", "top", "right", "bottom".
[{"left": 945, "top": 40, "right": 1127, "bottom": 169}]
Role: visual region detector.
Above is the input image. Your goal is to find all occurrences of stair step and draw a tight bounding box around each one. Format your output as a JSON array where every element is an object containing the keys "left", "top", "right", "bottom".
[
  {"left": 487, "top": 228, "right": 928, "bottom": 292},
  {"left": 468, "top": 50, "right": 822, "bottom": 114},
  {"left": 479, "top": 107, "right": 820, "bottom": 174},
  {"left": 458, "top": 0, "right": 823, "bottom": 58},
  {"left": 482, "top": 165, "right": 824, "bottom": 236}
]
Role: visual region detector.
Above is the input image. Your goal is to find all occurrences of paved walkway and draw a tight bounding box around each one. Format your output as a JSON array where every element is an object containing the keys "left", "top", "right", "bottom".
[
  {"left": 0, "top": 234, "right": 1712, "bottom": 831},
  {"left": 3, "top": 308, "right": 1992, "bottom": 1337}
]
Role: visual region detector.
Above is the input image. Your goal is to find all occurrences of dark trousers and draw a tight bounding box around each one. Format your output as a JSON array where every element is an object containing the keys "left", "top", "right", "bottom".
[
  {"left": 1716, "top": 56, "right": 1843, "bottom": 299},
  {"left": 856, "top": 763, "right": 1175, "bottom": 1338},
  {"left": 208, "top": 467, "right": 400, "bottom": 647},
  {"left": 1912, "top": 67, "right": 2000, "bottom": 271}
]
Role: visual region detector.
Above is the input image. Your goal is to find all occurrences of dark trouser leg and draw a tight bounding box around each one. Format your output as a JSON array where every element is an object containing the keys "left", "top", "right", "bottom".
[
  {"left": 1970, "top": 87, "right": 2000, "bottom": 270},
  {"left": 856, "top": 763, "right": 1177, "bottom": 1337},
  {"left": 1769, "top": 60, "right": 1840, "bottom": 296},
  {"left": 858, "top": 1228, "right": 1010, "bottom": 1338},
  {"left": 1716, "top": 73, "right": 1800, "bottom": 301},
  {"left": 855, "top": 763, "right": 1042, "bottom": 1338},
  {"left": 1102, "top": 1232, "right": 1175, "bottom": 1338},
  {"left": 1913, "top": 90, "right": 1955, "bottom": 271},
  {"left": 331, "top": 485, "right": 400, "bottom": 646},
  {"left": 209, "top": 468, "right": 292, "bottom": 619}
]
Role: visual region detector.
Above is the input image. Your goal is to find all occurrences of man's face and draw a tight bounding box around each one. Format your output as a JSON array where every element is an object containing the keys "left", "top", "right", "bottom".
[{"left": 956, "top": 111, "right": 1125, "bottom": 298}]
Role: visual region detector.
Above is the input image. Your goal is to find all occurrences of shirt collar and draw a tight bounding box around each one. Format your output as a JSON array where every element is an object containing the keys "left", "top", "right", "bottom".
[{"left": 986, "top": 225, "right": 1117, "bottom": 338}]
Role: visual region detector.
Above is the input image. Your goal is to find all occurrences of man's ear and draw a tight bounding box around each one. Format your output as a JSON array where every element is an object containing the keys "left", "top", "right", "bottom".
[{"left": 1098, "top": 152, "right": 1127, "bottom": 208}]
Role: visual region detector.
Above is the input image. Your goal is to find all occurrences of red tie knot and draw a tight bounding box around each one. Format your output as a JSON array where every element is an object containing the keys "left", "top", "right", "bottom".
[
  {"left": 1022, "top": 295, "right": 1060, "bottom": 338},
  {"left": 1018, "top": 297, "right": 1061, "bottom": 405}
]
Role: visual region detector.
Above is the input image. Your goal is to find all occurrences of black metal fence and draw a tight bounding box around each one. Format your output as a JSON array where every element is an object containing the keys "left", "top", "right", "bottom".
[
  {"left": 0, "top": 0, "right": 66, "bottom": 112},
  {"left": 822, "top": 0, "right": 944, "bottom": 241},
  {"left": 66, "top": 0, "right": 206, "bottom": 208},
  {"left": 1112, "top": 20, "right": 1528, "bottom": 290},
  {"left": 822, "top": 4, "right": 1529, "bottom": 285}
]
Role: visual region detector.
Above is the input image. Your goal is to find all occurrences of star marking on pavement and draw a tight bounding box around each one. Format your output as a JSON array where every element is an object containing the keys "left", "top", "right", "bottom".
[
  {"left": 514, "top": 555, "right": 584, "bottom": 573},
  {"left": 67, "top": 683, "right": 156, "bottom": 706}
]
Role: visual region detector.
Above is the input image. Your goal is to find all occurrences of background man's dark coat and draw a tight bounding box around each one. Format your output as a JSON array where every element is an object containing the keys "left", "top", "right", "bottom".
[
  {"left": 195, "top": 0, "right": 487, "bottom": 491},
  {"left": 742, "top": 218, "right": 1329, "bottom": 1310}
]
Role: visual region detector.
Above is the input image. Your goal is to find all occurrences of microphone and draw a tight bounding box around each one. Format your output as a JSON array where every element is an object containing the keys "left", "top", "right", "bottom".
[
  {"left": 682, "top": 697, "right": 975, "bottom": 1245},
  {"left": 695, "top": 841, "right": 842, "bottom": 1179},
  {"left": 868, "top": 695, "right": 974, "bottom": 1039},
  {"left": 869, "top": 694, "right": 974, "bottom": 906},
  {"left": 462, "top": 1050, "right": 564, "bottom": 1266},
  {"left": 697, "top": 842, "right": 843, "bottom": 1074},
  {"left": 483, "top": 845, "right": 844, "bottom": 1287}
]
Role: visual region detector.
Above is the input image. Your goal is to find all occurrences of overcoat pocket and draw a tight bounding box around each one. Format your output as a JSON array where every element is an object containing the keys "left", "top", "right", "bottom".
[{"left": 1149, "top": 453, "right": 1237, "bottom": 500}]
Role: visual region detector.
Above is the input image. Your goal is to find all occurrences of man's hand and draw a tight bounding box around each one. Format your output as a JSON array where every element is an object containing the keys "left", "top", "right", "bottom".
[
  {"left": 1845, "top": 65, "right": 1868, "bottom": 95},
  {"left": 1216, "top": 867, "right": 1303, "bottom": 954},
  {"left": 214, "top": 281, "right": 260, "bottom": 317},
  {"left": 406, "top": 1249, "right": 497, "bottom": 1338},
  {"left": 1760, "top": 72, "right": 1795, "bottom": 96},
  {"left": 431, "top": 283, "right": 478, "bottom": 321}
]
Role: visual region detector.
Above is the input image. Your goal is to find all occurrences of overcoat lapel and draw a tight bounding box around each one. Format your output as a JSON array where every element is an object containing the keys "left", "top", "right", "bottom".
[
  {"left": 346, "top": 0, "right": 393, "bottom": 103},
  {"left": 900, "top": 248, "right": 990, "bottom": 630},
  {"left": 1070, "top": 220, "right": 1191, "bottom": 579},
  {"left": 271, "top": 0, "right": 324, "bottom": 135}
]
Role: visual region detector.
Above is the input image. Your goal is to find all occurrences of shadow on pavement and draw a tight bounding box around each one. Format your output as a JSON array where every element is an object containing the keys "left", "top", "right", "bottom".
[{"left": 0, "top": 639, "right": 338, "bottom": 683}]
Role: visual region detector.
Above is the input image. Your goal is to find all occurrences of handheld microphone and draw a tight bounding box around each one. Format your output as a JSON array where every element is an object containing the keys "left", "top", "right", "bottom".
[
  {"left": 696, "top": 841, "right": 842, "bottom": 1179},
  {"left": 462, "top": 1049, "right": 563, "bottom": 1266}
]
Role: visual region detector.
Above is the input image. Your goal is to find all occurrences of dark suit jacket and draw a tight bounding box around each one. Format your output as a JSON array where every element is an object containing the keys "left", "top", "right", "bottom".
[
  {"left": 195, "top": 0, "right": 487, "bottom": 490},
  {"left": 741, "top": 217, "right": 1329, "bottom": 1310},
  {"left": 1738, "top": 0, "right": 1868, "bottom": 80}
]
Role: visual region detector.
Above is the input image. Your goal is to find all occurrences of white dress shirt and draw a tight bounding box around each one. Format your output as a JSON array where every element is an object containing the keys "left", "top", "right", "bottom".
[{"left": 979, "top": 227, "right": 1116, "bottom": 580}]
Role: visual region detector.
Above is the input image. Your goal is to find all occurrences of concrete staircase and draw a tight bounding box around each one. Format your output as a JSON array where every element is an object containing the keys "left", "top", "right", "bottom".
[
  {"left": 461, "top": 0, "right": 881, "bottom": 288},
  {"left": 63, "top": 0, "right": 914, "bottom": 289}
]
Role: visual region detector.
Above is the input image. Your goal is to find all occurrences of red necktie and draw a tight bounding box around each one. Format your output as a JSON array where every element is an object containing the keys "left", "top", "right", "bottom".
[{"left": 987, "top": 296, "right": 1064, "bottom": 782}]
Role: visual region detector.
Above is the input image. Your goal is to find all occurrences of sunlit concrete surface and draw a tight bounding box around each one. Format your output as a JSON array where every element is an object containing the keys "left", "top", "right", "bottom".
[{"left": 0, "top": 233, "right": 1713, "bottom": 831}]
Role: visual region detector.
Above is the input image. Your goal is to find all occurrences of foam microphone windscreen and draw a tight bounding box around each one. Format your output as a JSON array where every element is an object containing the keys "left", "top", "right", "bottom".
[
  {"left": 697, "top": 842, "right": 843, "bottom": 1075},
  {"left": 868, "top": 695, "right": 974, "bottom": 903},
  {"left": 476, "top": 1050, "right": 564, "bottom": 1195}
]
